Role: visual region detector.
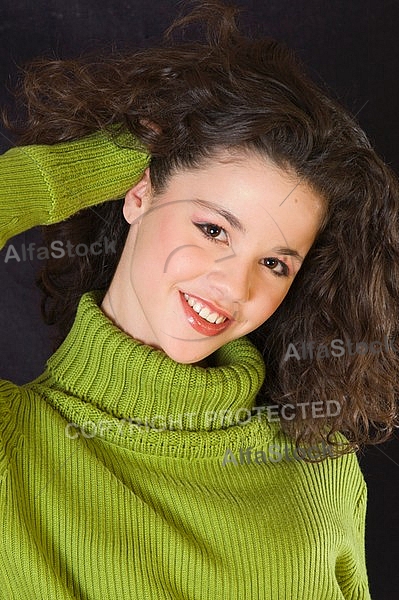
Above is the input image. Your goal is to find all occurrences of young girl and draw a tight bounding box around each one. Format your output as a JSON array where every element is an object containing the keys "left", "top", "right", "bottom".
[{"left": 1, "top": 2, "right": 398, "bottom": 598}]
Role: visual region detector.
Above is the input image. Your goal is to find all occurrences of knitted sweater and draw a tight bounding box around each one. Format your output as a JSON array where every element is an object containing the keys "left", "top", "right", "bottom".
[{"left": 0, "top": 133, "right": 371, "bottom": 599}]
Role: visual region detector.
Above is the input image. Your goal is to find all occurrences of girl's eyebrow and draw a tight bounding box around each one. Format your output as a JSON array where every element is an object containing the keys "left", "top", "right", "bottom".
[
  {"left": 272, "top": 247, "right": 304, "bottom": 264},
  {"left": 191, "top": 198, "right": 246, "bottom": 233},
  {"left": 191, "top": 199, "right": 303, "bottom": 262}
]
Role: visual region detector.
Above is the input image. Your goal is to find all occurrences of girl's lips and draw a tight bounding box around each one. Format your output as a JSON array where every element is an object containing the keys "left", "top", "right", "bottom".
[{"left": 179, "top": 292, "right": 232, "bottom": 336}]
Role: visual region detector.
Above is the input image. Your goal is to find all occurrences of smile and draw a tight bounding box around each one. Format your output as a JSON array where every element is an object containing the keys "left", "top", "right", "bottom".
[
  {"left": 179, "top": 292, "right": 232, "bottom": 337},
  {"left": 183, "top": 293, "right": 227, "bottom": 324}
]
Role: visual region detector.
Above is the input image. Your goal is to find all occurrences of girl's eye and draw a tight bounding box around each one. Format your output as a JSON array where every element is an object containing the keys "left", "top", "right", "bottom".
[
  {"left": 195, "top": 223, "right": 228, "bottom": 243},
  {"left": 263, "top": 257, "right": 289, "bottom": 277}
]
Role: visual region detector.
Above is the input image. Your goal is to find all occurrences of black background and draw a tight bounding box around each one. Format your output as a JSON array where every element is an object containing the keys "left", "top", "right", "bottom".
[{"left": 1, "top": 1, "right": 398, "bottom": 597}]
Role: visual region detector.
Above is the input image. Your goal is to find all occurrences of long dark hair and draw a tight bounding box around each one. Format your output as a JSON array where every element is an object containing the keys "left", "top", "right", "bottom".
[{"left": 5, "top": 0, "right": 399, "bottom": 453}]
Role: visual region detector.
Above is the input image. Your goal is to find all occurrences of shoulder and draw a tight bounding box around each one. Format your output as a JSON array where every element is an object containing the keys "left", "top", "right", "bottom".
[
  {"left": 309, "top": 435, "right": 367, "bottom": 509},
  {"left": 0, "top": 378, "right": 24, "bottom": 431},
  {"left": 274, "top": 428, "right": 367, "bottom": 506},
  {"left": 0, "top": 378, "right": 21, "bottom": 404},
  {"left": 0, "top": 379, "right": 23, "bottom": 475},
  {"left": 0, "top": 378, "right": 40, "bottom": 443}
]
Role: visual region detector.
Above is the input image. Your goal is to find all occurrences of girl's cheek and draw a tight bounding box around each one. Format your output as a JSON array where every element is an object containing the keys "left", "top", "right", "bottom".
[{"left": 162, "top": 245, "right": 210, "bottom": 278}]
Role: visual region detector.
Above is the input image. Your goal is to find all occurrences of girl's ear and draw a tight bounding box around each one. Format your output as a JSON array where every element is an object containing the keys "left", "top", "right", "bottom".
[{"left": 123, "top": 168, "right": 152, "bottom": 224}]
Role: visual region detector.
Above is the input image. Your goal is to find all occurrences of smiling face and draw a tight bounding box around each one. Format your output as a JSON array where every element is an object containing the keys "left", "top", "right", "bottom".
[{"left": 101, "top": 150, "right": 324, "bottom": 364}]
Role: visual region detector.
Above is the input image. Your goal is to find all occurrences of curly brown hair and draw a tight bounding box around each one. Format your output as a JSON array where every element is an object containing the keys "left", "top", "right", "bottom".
[{"left": 5, "top": 0, "right": 399, "bottom": 453}]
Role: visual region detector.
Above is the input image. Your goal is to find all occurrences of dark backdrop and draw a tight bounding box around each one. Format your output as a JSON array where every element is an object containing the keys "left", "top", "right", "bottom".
[{"left": 1, "top": 1, "right": 398, "bottom": 598}]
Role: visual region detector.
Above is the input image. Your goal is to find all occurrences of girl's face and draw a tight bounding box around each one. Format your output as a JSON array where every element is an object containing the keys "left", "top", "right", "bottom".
[{"left": 101, "top": 151, "right": 324, "bottom": 364}]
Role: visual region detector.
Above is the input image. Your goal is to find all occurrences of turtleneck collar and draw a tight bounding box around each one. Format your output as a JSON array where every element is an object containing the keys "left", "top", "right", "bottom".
[{"left": 44, "top": 291, "right": 266, "bottom": 433}]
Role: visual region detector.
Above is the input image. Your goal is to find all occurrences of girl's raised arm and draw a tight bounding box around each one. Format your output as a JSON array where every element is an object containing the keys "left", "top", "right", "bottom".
[{"left": 0, "top": 131, "right": 149, "bottom": 250}]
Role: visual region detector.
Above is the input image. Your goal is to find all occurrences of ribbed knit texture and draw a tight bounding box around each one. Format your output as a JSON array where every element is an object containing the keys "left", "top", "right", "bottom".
[
  {"left": 0, "top": 131, "right": 149, "bottom": 249},
  {"left": 0, "top": 134, "right": 371, "bottom": 599}
]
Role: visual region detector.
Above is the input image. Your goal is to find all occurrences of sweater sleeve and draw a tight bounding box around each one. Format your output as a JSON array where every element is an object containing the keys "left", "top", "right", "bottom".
[
  {"left": 351, "top": 482, "right": 371, "bottom": 599},
  {"left": 336, "top": 456, "right": 371, "bottom": 600},
  {"left": 350, "top": 482, "right": 370, "bottom": 600},
  {"left": 0, "top": 131, "right": 150, "bottom": 250}
]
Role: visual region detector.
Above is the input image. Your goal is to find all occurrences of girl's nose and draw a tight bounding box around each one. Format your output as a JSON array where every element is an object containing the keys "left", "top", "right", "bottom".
[{"left": 207, "top": 257, "right": 252, "bottom": 305}]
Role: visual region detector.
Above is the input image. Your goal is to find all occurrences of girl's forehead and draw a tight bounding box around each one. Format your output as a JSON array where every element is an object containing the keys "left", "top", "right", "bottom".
[
  {"left": 167, "top": 148, "right": 313, "bottom": 199},
  {"left": 161, "top": 151, "right": 321, "bottom": 210},
  {"left": 150, "top": 156, "right": 324, "bottom": 253}
]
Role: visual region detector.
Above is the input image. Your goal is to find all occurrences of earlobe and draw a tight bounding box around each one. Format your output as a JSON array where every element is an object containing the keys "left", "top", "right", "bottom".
[{"left": 123, "top": 168, "right": 152, "bottom": 224}]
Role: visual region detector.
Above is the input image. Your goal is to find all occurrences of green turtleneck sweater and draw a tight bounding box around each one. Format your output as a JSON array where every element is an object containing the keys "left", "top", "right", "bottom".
[{"left": 0, "top": 133, "right": 371, "bottom": 599}]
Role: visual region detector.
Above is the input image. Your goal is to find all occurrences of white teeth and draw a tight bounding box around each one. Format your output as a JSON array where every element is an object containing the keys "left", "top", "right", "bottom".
[
  {"left": 183, "top": 293, "right": 227, "bottom": 324},
  {"left": 207, "top": 312, "right": 219, "bottom": 323},
  {"left": 199, "top": 307, "right": 211, "bottom": 319}
]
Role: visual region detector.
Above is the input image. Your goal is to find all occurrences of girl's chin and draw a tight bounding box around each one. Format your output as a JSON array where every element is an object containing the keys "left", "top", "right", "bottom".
[
  {"left": 160, "top": 342, "right": 217, "bottom": 366},
  {"left": 143, "top": 324, "right": 232, "bottom": 365}
]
